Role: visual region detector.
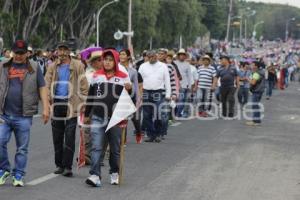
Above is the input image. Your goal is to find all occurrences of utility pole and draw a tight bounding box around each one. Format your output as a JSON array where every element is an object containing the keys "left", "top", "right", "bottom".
[
  {"left": 127, "top": 0, "right": 132, "bottom": 51},
  {"left": 244, "top": 18, "right": 247, "bottom": 41},
  {"left": 225, "top": 0, "right": 233, "bottom": 43},
  {"left": 240, "top": 18, "right": 242, "bottom": 43},
  {"left": 60, "top": 24, "right": 63, "bottom": 41},
  {"left": 179, "top": 35, "right": 182, "bottom": 49}
]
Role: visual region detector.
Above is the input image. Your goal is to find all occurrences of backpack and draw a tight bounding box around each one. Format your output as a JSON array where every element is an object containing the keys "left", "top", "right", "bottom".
[{"left": 250, "top": 69, "right": 265, "bottom": 93}]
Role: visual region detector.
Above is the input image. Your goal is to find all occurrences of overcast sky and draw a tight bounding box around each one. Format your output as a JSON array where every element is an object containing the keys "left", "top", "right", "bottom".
[{"left": 246, "top": 0, "right": 300, "bottom": 8}]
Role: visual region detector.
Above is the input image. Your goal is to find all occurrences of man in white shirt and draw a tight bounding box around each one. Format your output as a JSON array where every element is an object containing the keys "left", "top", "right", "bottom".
[
  {"left": 138, "top": 50, "right": 171, "bottom": 143},
  {"left": 174, "top": 49, "right": 193, "bottom": 118}
]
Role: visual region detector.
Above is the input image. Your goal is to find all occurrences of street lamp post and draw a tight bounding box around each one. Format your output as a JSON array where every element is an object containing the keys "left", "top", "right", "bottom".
[
  {"left": 285, "top": 17, "right": 296, "bottom": 42},
  {"left": 96, "top": 0, "right": 119, "bottom": 47},
  {"left": 127, "top": 0, "right": 132, "bottom": 50},
  {"left": 244, "top": 10, "right": 256, "bottom": 41},
  {"left": 252, "top": 21, "right": 264, "bottom": 41}
]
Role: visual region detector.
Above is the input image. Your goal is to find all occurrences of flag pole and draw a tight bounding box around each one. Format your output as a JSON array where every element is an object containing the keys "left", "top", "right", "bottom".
[{"left": 119, "top": 126, "right": 126, "bottom": 186}]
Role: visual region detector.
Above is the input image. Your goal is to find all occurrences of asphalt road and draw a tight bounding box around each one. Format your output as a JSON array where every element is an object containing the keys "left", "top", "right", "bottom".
[{"left": 1, "top": 82, "right": 300, "bottom": 200}]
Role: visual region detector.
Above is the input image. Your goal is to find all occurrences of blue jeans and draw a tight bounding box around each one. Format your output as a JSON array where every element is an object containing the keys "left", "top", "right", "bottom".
[
  {"left": 252, "top": 92, "right": 263, "bottom": 123},
  {"left": 142, "top": 90, "right": 169, "bottom": 139},
  {"left": 266, "top": 80, "right": 275, "bottom": 97},
  {"left": 197, "top": 88, "right": 213, "bottom": 112},
  {"left": 176, "top": 88, "right": 189, "bottom": 117},
  {"left": 238, "top": 87, "right": 249, "bottom": 105},
  {"left": 89, "top": 115, "right": 121, "bottom": 177},
  {"left": 0, "top": 114, "right": 32, "bottom": 176}
]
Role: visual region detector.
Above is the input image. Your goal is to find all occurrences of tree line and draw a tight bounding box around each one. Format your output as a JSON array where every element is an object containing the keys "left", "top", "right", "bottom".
[{"left": 0, "top": 0, "right": 300, "bottom": 52}]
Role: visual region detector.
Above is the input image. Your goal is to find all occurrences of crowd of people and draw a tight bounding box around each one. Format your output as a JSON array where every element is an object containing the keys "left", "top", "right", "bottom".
[{"left": 0, "top": 39, "right": 299, "bottom": 188}]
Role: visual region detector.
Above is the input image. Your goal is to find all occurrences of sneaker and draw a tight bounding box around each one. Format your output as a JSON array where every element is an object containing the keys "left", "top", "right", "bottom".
[
  {"left": 110, "top": 173, "right": 119, "bottom": 185},
  {"left": 154, "top": 138, "right": 161, "bottom": 143},
  {"left": 86, "top": 175, "right": 101, "bottom": 187},
  {"left": 144, "top": 138, "right": 154, "bottom": 143},
  {"left": 62, "top": 169, "right": 73, "bottom": 177},
  {"left": 0, "top": 170, "right": 10, "bottom": 185},
  {"left": 54, "top": 167, "right": 64, "bottom": 174},
  {"left": 12, "top": 174, "right": 24, "bottom": 187},
  {"left": 136, "top": 133, "right": 142, "bottom": 144}
]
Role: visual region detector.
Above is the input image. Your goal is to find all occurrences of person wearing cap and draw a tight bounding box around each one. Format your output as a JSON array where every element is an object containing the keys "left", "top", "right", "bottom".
[
  {"left": 45, "top": 41, "right": 89, "bottom": 177},
  {"left": 138, "top": 50, "right": 171, "bottom": 143},
  {"left": 196, "top": 55, "right": 217, "bottom": 117},
  {"left": 174, "top": 48, "right": 193, "bottom": 118},
  {"left": 0, "top": 39, "right": 50, "bottom": 187},
  {"left": 213, "top": 55, "right": 240, "bottom": 119}
]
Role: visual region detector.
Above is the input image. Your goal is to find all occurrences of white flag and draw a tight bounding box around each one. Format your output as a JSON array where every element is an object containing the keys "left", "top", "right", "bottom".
[{"left": 105, "top": 88, "right": 137, "bottom": 132}]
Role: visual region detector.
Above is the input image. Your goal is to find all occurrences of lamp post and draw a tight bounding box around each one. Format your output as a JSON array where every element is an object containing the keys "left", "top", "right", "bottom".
[
  {"left": 244, "top": 10, "right": 256, "bottom": 41},
  {"left": 285, "top": 17, "right": 296, "bottom": 42},
  {"left": 252, "top": 21, "right": 264, "bottom": 41},
  {"left": 127, "top": 0, "right": 132, "bottom": 50},
  {"left": 225, "top": 0, "right": 233, "bottom": 43},
  {"left": 96, "top": 0, "right": 119, "bottom": 47}
]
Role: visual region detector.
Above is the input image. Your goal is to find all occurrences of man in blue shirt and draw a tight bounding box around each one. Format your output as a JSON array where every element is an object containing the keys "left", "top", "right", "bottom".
[
  {"left": 238, "top": 62, "right": 251, "bottom": 107},
  {"left": 45, "top": 41, "right": 89, "bottom": 177},
  {"left": 0, "top": 40, "right": 49, "bottom": 187},
  {"left": 214, "top": 55, "right": 240, "bottom": 119}
]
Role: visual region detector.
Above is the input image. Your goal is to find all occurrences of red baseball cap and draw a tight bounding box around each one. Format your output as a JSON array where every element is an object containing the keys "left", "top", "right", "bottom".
[{"left": 12, "top": 40, "right": 28, "bottom": 54}]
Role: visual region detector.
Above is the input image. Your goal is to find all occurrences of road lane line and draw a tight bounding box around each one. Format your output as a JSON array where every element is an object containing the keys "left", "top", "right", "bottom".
[
  {"left": 171, "top": 122, "right": 181, "bottom": 127},
  {"left": 27, "top": 173, "right": 58, "bottom": 186}
]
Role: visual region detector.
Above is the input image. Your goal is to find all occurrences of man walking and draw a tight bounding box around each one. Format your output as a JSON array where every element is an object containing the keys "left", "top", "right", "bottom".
[
  {"left": 174, "top": 49, "right": 193, "bottom": 118},
  {"left": 0, "top": 40, "right": 49, "bottom": 187},
  {"left": 45, "top": 41, "right": 89, "bottom": 177},
  {"left": 139, "top": 50, "right": 171, "bottom": 143},
  {"left": 214, "top": 55, "right": 239, "bottom": 119},
  {"left": 246, "top": 61, "right": 265, "bottom": 126},
  {"left": 196, "top": 55, "right": 217, "bottom": 117}
]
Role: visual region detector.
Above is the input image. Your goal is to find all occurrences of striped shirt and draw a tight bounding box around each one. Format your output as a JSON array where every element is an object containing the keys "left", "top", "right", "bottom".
[
  {"left": 167, "top": 64, "right": 177, "bottom": 97},
  {"left": 197, "top": 65, "right": 216, "bottom": 89}
]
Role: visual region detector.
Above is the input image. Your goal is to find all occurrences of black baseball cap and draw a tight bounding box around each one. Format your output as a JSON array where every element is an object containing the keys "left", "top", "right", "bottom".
[
  {"left": 12, "top": 40, "right": 28, "bottom": 54},
  {"left": 57, "top": 41, "right": 70, "bottom": 49},
  {"left": 220, "top": 55, "right": 230, "bottom": 61}
]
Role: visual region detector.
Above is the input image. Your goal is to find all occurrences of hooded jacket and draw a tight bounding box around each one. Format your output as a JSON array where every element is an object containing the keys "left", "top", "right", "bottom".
[{"left": 85, "top": 49, "right": 131, "bottom": 118}]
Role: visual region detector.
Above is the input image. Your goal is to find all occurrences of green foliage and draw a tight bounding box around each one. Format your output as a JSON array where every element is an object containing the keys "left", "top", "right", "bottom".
[{"left": 1, "top": 0, "right": 300, "bottom": 51}]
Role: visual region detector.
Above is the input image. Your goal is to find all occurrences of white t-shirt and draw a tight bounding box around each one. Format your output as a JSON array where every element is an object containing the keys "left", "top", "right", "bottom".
[{"left": 138, "top": 61, "right": 171, "bottom": 98}]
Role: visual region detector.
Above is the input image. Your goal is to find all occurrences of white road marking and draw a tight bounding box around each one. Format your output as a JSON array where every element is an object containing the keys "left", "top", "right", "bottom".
[
  {"left": 171, "top": 122, "right": 181, "bottom": 127},
  {"left": 27, "top": 173, "right": 58, "bottom": 186}
]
